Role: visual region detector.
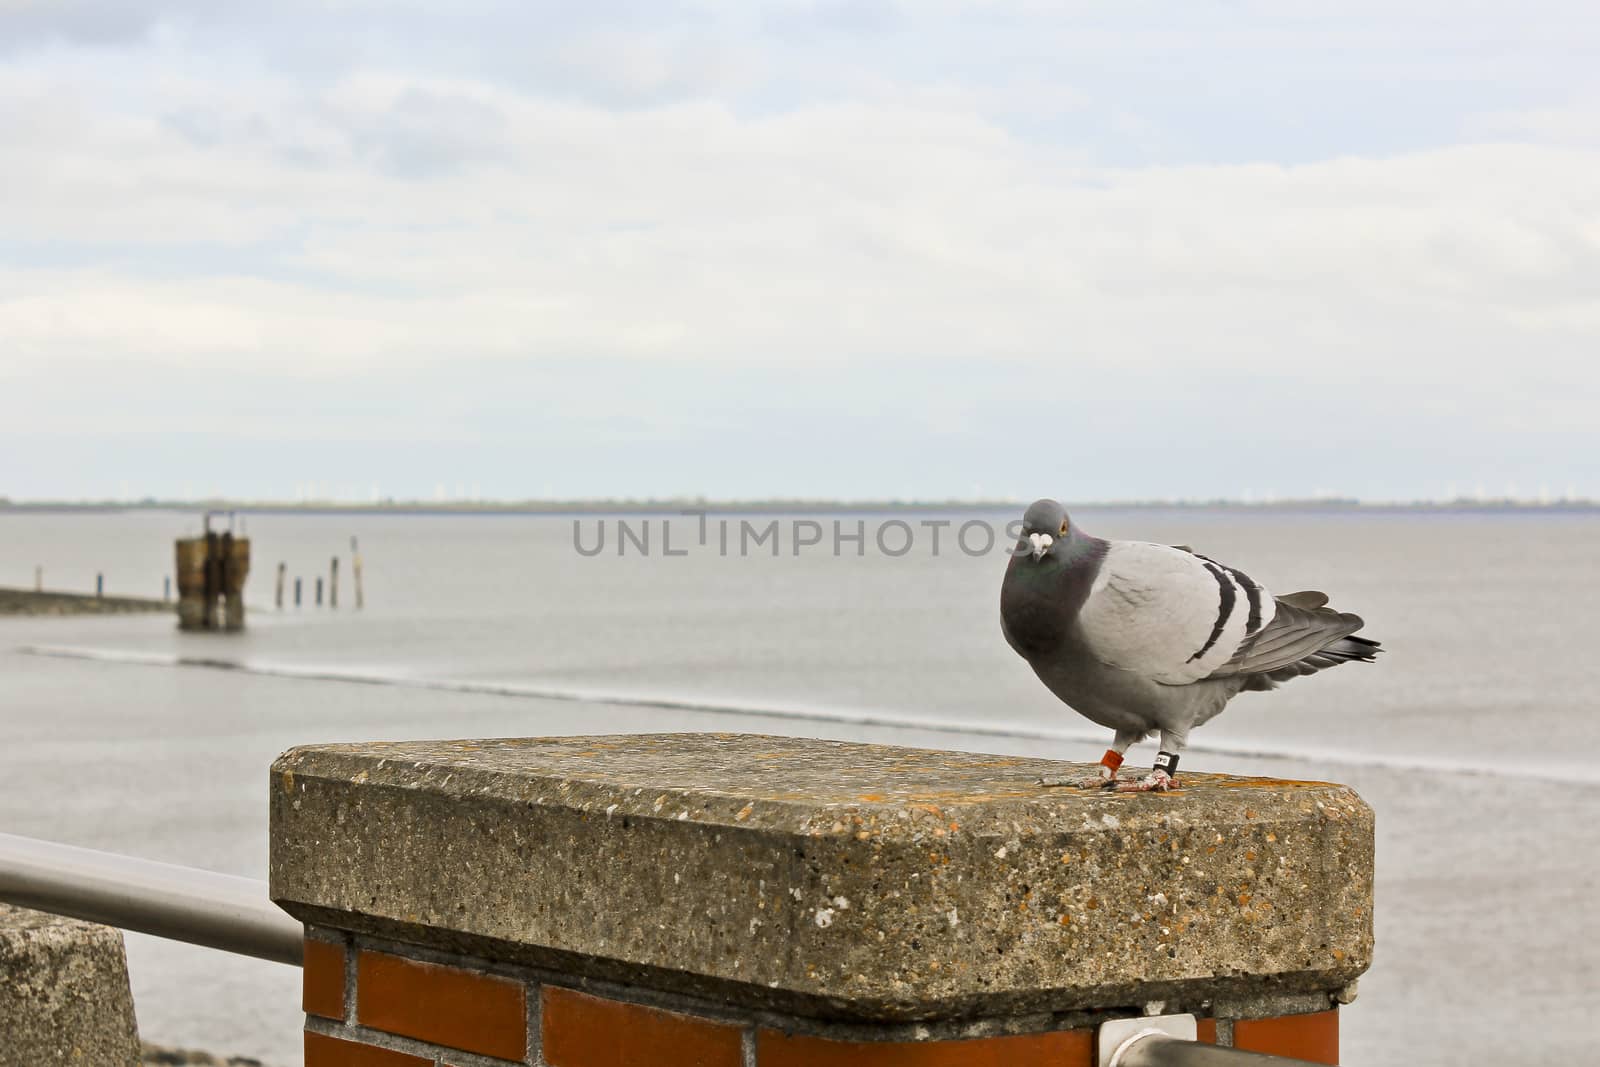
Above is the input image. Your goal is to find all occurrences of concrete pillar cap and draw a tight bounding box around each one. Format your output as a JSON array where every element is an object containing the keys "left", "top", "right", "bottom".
[{"left": 270, "top": 733, "right": 1372, "bottom": 1022}]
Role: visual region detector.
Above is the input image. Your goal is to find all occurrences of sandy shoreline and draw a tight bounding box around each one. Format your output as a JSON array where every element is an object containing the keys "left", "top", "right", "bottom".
[{"left": 0, "top": 587, "right": 170, "bottom": 616}]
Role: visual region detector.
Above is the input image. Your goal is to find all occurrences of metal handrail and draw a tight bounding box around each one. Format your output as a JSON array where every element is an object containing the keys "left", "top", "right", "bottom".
[
  {"left": 1099, "top": 1017, "right": 1332, "bottom": 1067},
  {"left": 1112, "top": 1033, "right": 1325, "bottom": 1066},
  {"left": 0, "top": 832, "right": 302, "bottom": 966}
]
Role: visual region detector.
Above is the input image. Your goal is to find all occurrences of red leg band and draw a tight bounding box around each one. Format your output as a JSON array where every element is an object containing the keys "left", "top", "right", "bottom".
[{"left": 1100, "top": 749, "right": 1124, "bottom": 773}]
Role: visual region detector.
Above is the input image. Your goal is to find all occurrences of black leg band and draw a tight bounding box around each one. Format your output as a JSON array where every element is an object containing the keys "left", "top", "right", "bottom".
[{"left": 1153, "top": 751, "right": 1180, "bottom": 776}]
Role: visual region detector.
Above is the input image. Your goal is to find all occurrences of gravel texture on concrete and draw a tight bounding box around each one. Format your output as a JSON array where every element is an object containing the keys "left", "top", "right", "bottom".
[{"left": 0, "top": 904, "right": 141, "bottom": 1066}]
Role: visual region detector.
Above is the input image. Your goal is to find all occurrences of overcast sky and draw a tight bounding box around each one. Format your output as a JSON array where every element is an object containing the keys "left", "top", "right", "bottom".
[{"left": 2, "top": 1, "right": 1597, "bottom": 502}]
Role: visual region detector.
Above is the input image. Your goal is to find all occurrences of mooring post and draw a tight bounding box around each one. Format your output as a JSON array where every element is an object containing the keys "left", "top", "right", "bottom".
[
  {"left": 294, "top": 577, "right": 302, "bottom": 609},
  {"left": 350, "top": 536, "right": 363, "bottom": 610},
  {"left": 329, "top": 557, "right": 338, "bottom": 610},
  {"left": 315, "top": 577, "right": 323, "bottom": 607},
  {"left": 202, "top": 530, "right": 220, "bottom": 629},
  {"left": 174, "top": 538, "right": 207, "bottom": 630},
  {"left": 95, "top": 573, "right": 103, "bottom": 598},
  {"left": 221, "top": 531, "right": 247, "bottom": 632},
  {"left": 271, "top": 735, "right": 1369, "bottom": 1067},
  {"left": 276, "top": 563, "right": 286, "bottom": 611},
  {"left": 164, "top": 576, "right": 171, "bottom": 602}
]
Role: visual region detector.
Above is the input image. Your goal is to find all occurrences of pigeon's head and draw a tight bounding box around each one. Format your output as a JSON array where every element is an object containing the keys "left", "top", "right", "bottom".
[{"left": 1018, "top": 498, "right": 1072, "bottom": 561}]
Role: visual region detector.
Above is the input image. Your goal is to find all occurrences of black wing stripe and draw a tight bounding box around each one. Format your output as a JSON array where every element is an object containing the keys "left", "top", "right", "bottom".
[
  {"left": 1196, "top": 554, "right": 1263, "bottom": 637},
  {"left": 1188, "top": 562, "right": 1235, "bottom": 662},
  {"left": 1225, "top": 565, "right": 1263, "bottom": 635}
]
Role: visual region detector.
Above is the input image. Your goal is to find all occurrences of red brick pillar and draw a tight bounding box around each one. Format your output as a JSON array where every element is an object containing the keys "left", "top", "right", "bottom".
[{"left": 272, "top": 735, "right": 1371, "bottom": 1066}]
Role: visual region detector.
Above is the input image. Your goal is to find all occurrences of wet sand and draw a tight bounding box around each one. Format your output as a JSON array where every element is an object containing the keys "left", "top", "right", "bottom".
[{"left": 0, "top": 587, "right": 170, "bottom": 616}]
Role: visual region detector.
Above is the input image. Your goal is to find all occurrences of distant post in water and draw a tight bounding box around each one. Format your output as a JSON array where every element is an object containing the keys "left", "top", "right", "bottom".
[
  {"left": 33, "top": 565, "right": 42, "bottom": 593},
  {"left": 175, "top": 512, "right": 250, "bottom": 631},
  {"left": 295, "top": 577, "right": 302, "bottom": 608},
  {"left": 351, "top": 536, "right": 364, "bottom": 610},
  {"left": 95, "top": 573, "right": 103, "bottom": 598},
  {"left": 315, "top": 577, "right": 323, "bottom": 607},
  {"left": 329, "top": 557, "right": 339, "bottom": 610},
  {"left": 275, "top": 563, "right": 286, "bottom": 611},
  {"left": 202, "top": 530, "right": 221, "bottom": 628},
  {"left": 221, "top": 529, "right": 247, "bottom": 632},
  {"left": 163, "top": 576, "right": 171, "bottom": 602},
  {"left": 176, "top": 537, "right": 207, "bottom": 629}
]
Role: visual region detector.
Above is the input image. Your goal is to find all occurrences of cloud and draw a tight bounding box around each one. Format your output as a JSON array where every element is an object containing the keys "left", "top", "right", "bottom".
[
  {"left": 3, "top": 59, "right": 1598, "bottom": 391},
  {"left": 1467, "top": 102, "right": 1600, "bottom": 148},
  {"left": 0, "top": 0, "right": 170, "bottom": 49},
  {"left": 3, "top": 2, "right": 1600, "bottom": 497}
]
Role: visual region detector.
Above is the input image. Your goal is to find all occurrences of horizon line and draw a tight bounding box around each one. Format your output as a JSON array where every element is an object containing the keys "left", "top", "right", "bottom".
[{"left": 2, "top": 495, "right": 1597, "bottom": 513}]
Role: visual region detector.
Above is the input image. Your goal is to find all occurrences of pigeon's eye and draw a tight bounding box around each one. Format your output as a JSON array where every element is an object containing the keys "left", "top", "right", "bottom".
[{"left": 1059, "top": 520, "right": 1069, "bottom": 537}]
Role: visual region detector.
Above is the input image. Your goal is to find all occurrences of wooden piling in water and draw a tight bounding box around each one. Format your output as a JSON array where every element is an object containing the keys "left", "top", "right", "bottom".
[
  {"left": 276, "top": 563, "right": 286, "bottom": 611},
  {"left": 221, "top": 532, "right": 247, "bottom": 632},
  {"left": 175, "top": 524, "right": 250, "bottom": 631},
  {"left": 329, "top": 557, "right": 338, "bottom": 610},
  {"left": 351, "top": 536, "right": 364, "bottom": 610},
  {"left": 175, "top": 538, "right": 208, "bottom": 630},
  {"left": 204, "top": 533, "right": 222, "bottom": 628}
]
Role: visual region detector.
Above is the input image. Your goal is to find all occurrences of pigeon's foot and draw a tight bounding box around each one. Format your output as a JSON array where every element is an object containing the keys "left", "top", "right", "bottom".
[
  {"left": 1037, "top": 773, "right": 1118, "bottom": 789},
  {"left": 1042, "top": 747, "right": 1128, "bottom": 790},
  {"left": 1115, "top": 770, "right": 1180, "bottom": 793}
]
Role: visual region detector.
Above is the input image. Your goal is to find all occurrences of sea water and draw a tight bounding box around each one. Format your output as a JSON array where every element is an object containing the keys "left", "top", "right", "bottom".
[{"left": 2, "top": 507, "right": 1596, "bottom": 1063}]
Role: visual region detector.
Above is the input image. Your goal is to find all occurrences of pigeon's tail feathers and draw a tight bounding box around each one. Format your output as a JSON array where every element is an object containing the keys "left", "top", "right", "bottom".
[
  {"left": 1322, "top": 634, "right": 1382, "bottom": 662},
  {"left": 1211, "top": 594, "right": 1379, "bottom": 689}
]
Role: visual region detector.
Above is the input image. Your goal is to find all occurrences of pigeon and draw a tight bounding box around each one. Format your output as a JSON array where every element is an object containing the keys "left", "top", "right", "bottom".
[{"left": 1000, "top": 499, "right": 1380, "bottom": 792}]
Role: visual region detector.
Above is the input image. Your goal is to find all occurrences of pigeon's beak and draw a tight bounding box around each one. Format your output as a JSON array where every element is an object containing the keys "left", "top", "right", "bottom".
[{"left": 1028, "top": 532, "right": 1053, "bottom": 560}]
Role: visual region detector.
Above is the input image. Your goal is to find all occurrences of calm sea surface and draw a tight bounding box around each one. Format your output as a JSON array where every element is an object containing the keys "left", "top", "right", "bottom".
[{"left": 2, "top": 507, "right": 1596, "bottom": 1064}]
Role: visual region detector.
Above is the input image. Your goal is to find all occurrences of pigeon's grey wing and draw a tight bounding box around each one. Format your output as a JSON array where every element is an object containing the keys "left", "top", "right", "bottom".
[
  {"left": 1206, "top": 595, "right": 1365, "bottom": 678},
  {"left": 1076, "top": 541, "right": 1276, "bottom": 685}
]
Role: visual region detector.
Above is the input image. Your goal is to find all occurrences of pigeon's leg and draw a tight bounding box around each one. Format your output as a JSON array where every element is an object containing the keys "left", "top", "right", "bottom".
[
  {"left": 1116, "top": 730, "right": 1186, "bottom": 793},
  {"left": 1038, "top": 730, "right": 1142, "bottom": 789}
]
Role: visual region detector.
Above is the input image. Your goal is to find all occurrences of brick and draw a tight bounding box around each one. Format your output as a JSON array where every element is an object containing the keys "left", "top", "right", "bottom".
[
  {"left": 542, "top": 986, "right": 744, "bottom": 1067},
  {"left": 356, "top": 949, "right": 527, "bottom": 1061},
  {"left": 1234, "top": 1009, "right": 1338, "bottom": 1064},
  {"left": 303, "top": 938, "right": 347, "bottom": 1020},
  {"left": 304, "top": 1031, "right": 432, "bottom": 1067},
  {"left": 757, "top": 1028, "right": 1094, "bottom": 1067}
]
